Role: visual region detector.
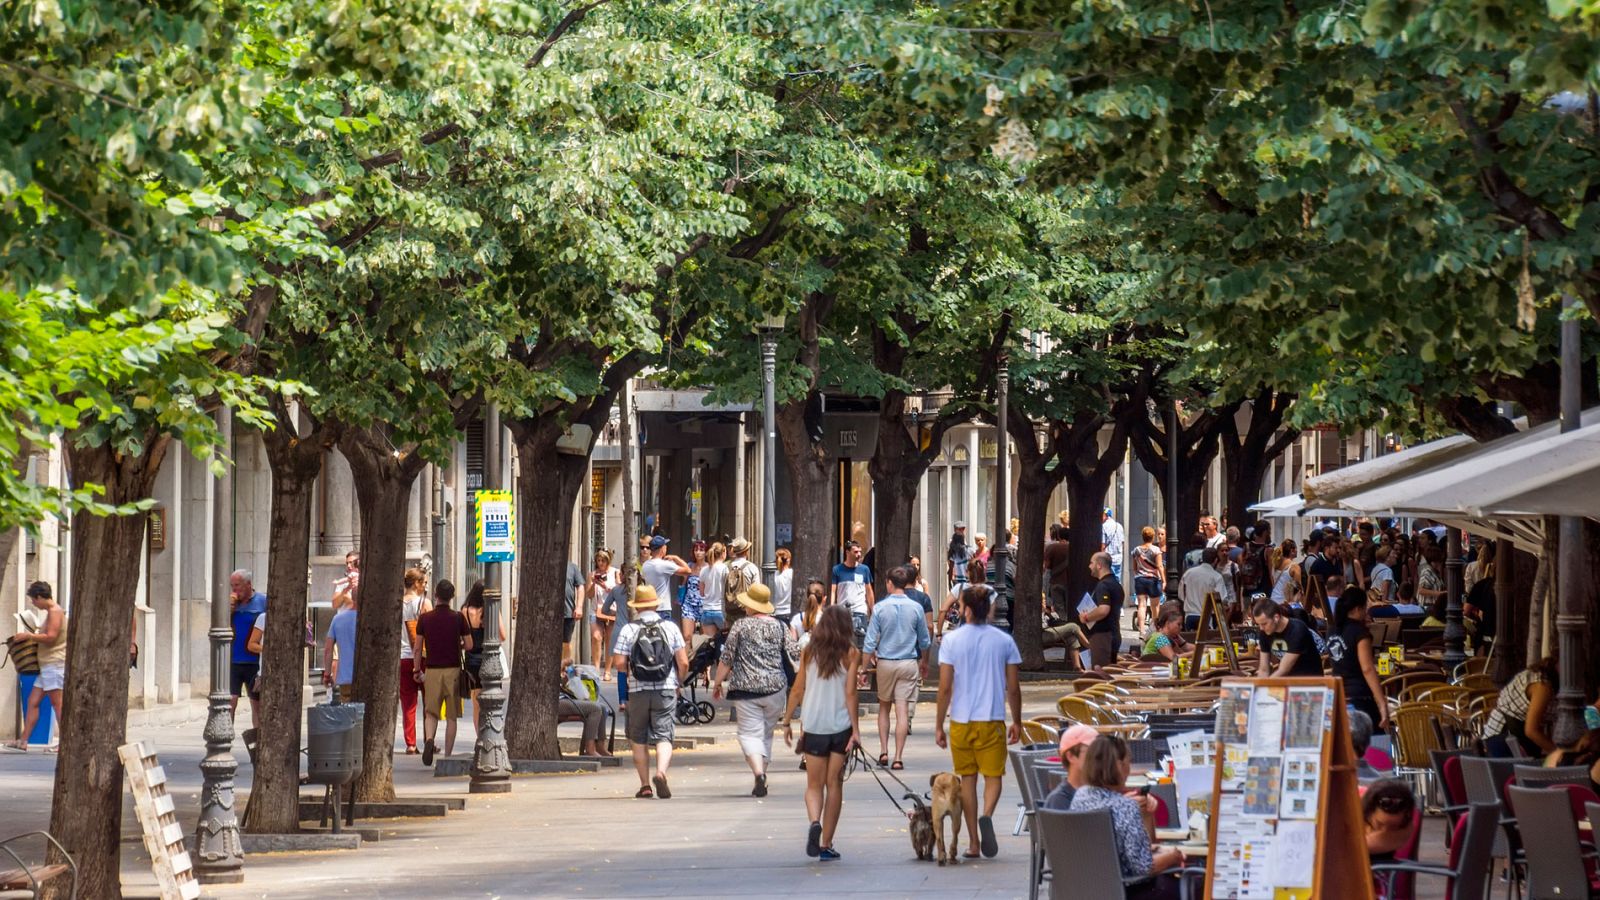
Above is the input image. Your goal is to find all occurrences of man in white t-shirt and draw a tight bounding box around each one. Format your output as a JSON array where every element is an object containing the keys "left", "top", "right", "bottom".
[
  {"left": 1370, "top": 549, "right": 1398, "bottom": 603},
  {"left": 639, "top": 535, "right": 692, "bottom": 619},
  {"left": 934, "top": 587, "right": 1021, "bottom": 860}
]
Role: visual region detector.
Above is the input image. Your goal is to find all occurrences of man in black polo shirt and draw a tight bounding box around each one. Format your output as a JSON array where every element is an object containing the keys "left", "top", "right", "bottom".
[
  {"left": 1080, "top": 552, "right": 1125, "bottom": 667},
  {"left": 1250, "top": 596, "right": 1323, "bottom": 678}
]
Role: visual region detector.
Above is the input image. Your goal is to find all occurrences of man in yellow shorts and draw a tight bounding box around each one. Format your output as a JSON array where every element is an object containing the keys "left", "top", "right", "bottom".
[
  {"left": 934, "top": 585, "right": 1022, "bottom": 859},
  {"left": 412, "top": 580, "right": 471, "bottom": 766}
]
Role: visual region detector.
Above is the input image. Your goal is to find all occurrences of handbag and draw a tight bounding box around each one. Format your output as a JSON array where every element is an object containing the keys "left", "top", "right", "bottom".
[{"left": 6, "top": 615, "right": 40, "bottom": 674}]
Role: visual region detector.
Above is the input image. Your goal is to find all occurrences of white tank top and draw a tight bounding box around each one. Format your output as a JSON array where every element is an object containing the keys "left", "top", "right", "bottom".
[
  {"left": 800, "top": 656, "right": 851, "bottom": 734},
  {"left": 1270, "top": 566, "right": 1294, "bottom": 602}
]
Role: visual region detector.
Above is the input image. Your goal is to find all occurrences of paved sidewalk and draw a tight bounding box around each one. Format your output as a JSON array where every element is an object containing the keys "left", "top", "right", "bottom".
[{"left": 1, "top": 684, "right": 1051, "bottom": 898}]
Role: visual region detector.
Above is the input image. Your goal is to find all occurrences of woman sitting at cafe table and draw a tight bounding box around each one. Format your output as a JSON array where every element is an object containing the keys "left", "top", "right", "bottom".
[
  {"left": 1067, "top": 735, "right": 1185, "bottom": 899},
  {"left": 1250, "top": 596, "right": 1324, "bottom": 678},
  {"left": 1141, "top": 608, "right": 1184, "bottom": 662}
]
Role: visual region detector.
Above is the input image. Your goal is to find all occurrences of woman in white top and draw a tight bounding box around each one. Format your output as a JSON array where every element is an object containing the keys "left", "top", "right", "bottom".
[
  {"left": 791, "top": 579, "right": 826, "bottom": 648},
  {"left": 700, "top": 542, "right": 729, "bottom": 637},
  {"left": 773, "top": 548, "right": 795, "bottom": 622},
  {"left": 589, "top": 550, "right": 620, "bottom": 677},
  {"left": 781, "top": 604, "right": 861, "bottom": 862},
  {"left": 1268, "top": 540, "right": 1300, "bottom": 603},
  {"left": 399, "top": 566, "right": 428, "bottom": 754}
]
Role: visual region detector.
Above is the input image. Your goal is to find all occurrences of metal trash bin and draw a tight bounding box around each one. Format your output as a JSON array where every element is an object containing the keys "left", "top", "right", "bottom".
[{"left": 306, "top": 702, "right": 364, "bottom": 832}]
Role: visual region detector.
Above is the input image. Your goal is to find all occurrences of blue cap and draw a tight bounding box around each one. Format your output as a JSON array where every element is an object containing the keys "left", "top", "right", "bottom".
[
  {"left": 649, "top": 535, "right": 670, "bottom": 549},
  {"left": 1103, "top": 507, "right": 1113, "bottom": 517}
]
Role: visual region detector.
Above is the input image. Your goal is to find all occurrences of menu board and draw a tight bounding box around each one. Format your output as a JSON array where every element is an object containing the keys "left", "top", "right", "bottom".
[{"left": 1208, "top": 681, "right": 1338, "bottom": 900}]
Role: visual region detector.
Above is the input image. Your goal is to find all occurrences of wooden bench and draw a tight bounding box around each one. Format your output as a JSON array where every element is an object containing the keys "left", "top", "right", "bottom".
[{"left": 0, "top": 831, "right": 75, "bottom": 899}]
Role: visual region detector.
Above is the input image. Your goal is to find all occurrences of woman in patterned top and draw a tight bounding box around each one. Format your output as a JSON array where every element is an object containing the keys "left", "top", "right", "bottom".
[
  {"left": 713, "top": 584, "right": 799, "bottom": 798},
  {"left": 1067, "top": 735, "right": 1184, "bottom": 899},
  {"left": 1486, "top": 657, "right": 1559, "bottom": 755}
]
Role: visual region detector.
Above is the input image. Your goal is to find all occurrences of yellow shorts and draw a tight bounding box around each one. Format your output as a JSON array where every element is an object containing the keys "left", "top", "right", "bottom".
[{"left": 949, "top": 720, "right": 1007, "bottom": 777}]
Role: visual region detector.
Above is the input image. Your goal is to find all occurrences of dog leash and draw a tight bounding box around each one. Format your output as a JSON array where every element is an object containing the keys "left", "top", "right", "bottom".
[{"left": 845, "top": 745, "right": 919, "bottom": 816}]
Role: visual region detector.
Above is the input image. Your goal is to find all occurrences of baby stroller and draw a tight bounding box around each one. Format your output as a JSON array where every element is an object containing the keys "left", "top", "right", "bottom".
[{"left": 675, "top": 635, "right": 719, "bottom": 725}]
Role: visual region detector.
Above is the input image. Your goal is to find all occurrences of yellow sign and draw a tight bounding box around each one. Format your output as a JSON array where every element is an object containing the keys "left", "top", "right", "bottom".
[{"left": 473, "top": 490, "right": 515, "bottom": 563}]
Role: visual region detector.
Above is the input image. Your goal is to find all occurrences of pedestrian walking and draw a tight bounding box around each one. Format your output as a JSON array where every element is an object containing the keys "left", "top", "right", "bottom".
[
  {"left": 323, "top": 588, "right": 358, "bottom": 701},
  {"left": 781, "top": 604, "right": 861, "bottom": 861},
  {"left": 678, "top": 540, "right": 708, "bottom": 641},
  {"left": 772, "top": 548, "right": 794, "bottom": 624},
  {"left": 946, "top": 522, "right": 972, "bottom": 591},
  {"left": 399, "top": 567, "right": 427, "bottom": 754},
  {"left": 1131, "top": 527, "right": 1164, "bottom": 637},
  {"left": 1100, "top": 508, "right": 1127, "bottom": 581},
  {"left": 725, "top": 537, "right": 762, "bottom": 624},
  {"left": 589, "top": 550, "right": 619, "bottom": 665},
  {"left": 413, "top": 580, "right": 471, "bottom": 766},
  {"left": 595, "top": 560, "right": 633, "bottom": 681},
  {"left": 863, "top": 566, "right": 930, "bottom": 770},
  {"left": 461, "top": 580, "right": 506, "bottom": 730},
  {"left": 712, "top": 583, "right": 797, "bottom": 797},
  {"left": 611, "top": 584, "right": 689, "bottom": 799},
  {"left": 228, "top": 569, "right": 267, "bottom": 719},
  {"left": 1081, "top": 552, "right": 1125, "bottom": 668},
  {"left": 562, "top": 559, "right": 585, "bottom": 666},
  {"left": 934, "top": 585, "right": 1022, "bottom": 859},
  {"left": 4, "top": 582, "right": 66, "bottom": 752},
  {"left": 790, "top": 579, "right": 825, "bottom": 647},
  {"left": 830, "top": 540, "right": 874, "bottom": 637},
  {"left": 640, "top": 536, "right": 693, "bottom": 636},
  {"left": 699, "top": 541, "right": 729, "bottom": 638}
]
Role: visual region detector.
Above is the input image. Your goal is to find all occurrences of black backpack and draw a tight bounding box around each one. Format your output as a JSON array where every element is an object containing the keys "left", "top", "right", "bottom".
[{"left": 629, "top": 622, "right": 673, "bottom": 682}]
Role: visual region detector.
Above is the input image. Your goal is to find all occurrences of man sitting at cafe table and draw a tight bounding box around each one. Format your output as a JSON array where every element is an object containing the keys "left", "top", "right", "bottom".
[{"left": 1250, "top": 595, "right": 1324, "bottom": 678}]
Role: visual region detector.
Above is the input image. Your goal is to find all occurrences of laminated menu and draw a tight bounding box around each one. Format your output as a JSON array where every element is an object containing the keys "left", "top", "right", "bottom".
[{"left": 1202, "top": 677, "right": 1373, "bottom": 900}]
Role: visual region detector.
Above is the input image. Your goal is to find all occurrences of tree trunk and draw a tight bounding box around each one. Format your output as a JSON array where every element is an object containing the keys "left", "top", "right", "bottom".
[
  {"left": 1063, "top": 464, "right": 1119, "bottom": 608},
  {"left": 777, "top": 395, "right": 834, "bottom": 587},
  {"left": 1013, "top": 460, "right": 1063, "bottom": 669},
  {"left": 1129, "top": 409, "right": 1226, "bottom": 546},
  {"left": 1527, "top": 520, "right": 1557, "bottom": 664},
  {"left": 341, "top": 426, "right": 426, "bottom": 802},
  {"left": 1492, "top": 539, "right": 1535, "bottom": 685},
  {"left": 1219, "top": 390, "right": 1298, "bottom": 528},
  {"left": 503, "top": 420, "right": 591, "bottom": 760},
  {"left": 243, "top": 412, "right": 332, "bottom": 833},
  {"left": 46, "top": 438, "right": 169, "bottom": 900}
]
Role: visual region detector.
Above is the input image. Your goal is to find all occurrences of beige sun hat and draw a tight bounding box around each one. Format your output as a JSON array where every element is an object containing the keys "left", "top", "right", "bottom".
[
  {"left": 628, "top": 584, "right": 662, "bottom": 610},
  {"left": 734, "top": 583, "right": 774, "bottom": 615}
]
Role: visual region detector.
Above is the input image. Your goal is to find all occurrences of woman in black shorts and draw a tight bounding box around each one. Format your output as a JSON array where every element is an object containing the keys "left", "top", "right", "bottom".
[{"left": 781, "top": 605, "right": 861, "bottom": 862}]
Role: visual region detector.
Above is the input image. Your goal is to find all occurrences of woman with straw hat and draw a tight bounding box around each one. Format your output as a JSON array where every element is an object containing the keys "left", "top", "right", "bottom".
[{"left": 713, "top": 583, "right": 798, "bottom": 797}]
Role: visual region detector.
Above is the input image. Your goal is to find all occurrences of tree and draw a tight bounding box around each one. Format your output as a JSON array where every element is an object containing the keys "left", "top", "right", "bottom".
[{"left": 242, "top": 400, "right": 339, "bottom": 833}]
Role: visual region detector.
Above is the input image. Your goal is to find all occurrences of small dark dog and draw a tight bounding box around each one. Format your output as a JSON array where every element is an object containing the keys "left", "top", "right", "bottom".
[
  {"left": 930, "top": 771, "right": 963, "bottom": 865},
  {"left": 905, "top": 793, "right": 935, "bottom": 861}
]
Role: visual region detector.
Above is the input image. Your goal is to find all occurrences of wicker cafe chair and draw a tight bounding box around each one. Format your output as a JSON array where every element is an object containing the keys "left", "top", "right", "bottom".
[
  {"left": 1415, "top": 684, "right": 1472, "bottom": 707},
  {"left": 1456, "top": 672, "right": 1496, "bottom": 692},
  {"left": 1021, "top": 719, "right": 1061, "bottom": 745},
  {"left": 1391, "top": 703, "right": 1455, "bottom": 799},
  {"left": 1397, "top": 680, "right": 1450, "bottom": 703},
  {"left": 1057, "top": 695, "right": 1125, "bottom": 727}
]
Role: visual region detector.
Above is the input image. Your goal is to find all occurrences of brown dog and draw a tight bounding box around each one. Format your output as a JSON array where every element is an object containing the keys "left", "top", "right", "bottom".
[{"left": 929, "top": 771, "right": 963, "bottom": 865}]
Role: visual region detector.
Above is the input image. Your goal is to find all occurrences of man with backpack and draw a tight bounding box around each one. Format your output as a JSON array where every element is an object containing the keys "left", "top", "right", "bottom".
[{"left": 611, "top": 584, "right": 689, "bottom": 799}]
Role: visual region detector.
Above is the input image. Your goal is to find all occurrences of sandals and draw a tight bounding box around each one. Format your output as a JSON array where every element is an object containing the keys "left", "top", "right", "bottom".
[
  {"left": 635, "top": 786, "right": 654, "bottom": 799},
  {"left": 890, "top": 760, "right": 904, "bottom": 771},
  {"left": 877, "top": 753, "right": 890, "bottom": 767}
]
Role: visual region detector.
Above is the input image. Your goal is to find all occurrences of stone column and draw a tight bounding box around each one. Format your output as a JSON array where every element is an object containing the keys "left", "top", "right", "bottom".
[{"left": 321, "top": 448, "right": 357, "bottom": 556}]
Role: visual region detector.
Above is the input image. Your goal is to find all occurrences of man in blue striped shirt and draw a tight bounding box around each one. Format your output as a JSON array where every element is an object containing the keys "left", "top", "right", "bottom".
[{"left": 864, "top": 565, "right": 931, "bottom": 768}]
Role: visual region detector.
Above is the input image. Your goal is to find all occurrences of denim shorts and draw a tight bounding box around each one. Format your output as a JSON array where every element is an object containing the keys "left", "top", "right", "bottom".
[
  {"left": 1133, "top": 576, "right": 1162, "bottom": 598},
  {"left": 700, "top": 610, "right": 725, "bottom": 628}
]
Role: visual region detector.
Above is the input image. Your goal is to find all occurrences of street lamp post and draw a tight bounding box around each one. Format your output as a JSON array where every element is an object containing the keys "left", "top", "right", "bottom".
[
  {"left": 1553, "top": 292, "right": 1586, "bottom": 747},
  {"left": 993, "top": 354, "right": 1011, "bottom": 630},
  {"left": 196, "top": 407, "right": 243, "bottom": 884},
  {"left": 471, "top": 404, "right": 512, "bottom": 793},
  {"left": 758, "top": 311, "right": 785, "bottom": 590},
  {"left": 1164, "top": 402, "right": 1180, "bottom": 605}
]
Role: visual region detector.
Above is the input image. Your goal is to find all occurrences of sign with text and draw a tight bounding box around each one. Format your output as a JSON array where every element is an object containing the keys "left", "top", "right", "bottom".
[{"left": 473, "top": 490, "right": 515, "bottom": 563}]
